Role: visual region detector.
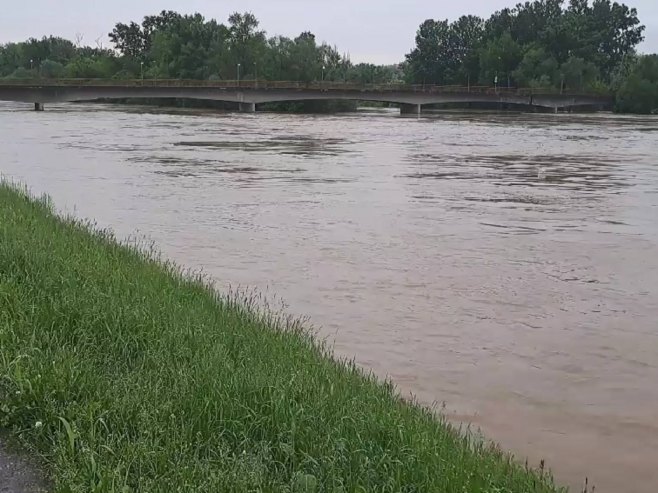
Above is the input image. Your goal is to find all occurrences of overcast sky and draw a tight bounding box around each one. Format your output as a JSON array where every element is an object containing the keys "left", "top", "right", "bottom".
[{"left": 1, "top": 0, "right": 657, "bottom": 64}]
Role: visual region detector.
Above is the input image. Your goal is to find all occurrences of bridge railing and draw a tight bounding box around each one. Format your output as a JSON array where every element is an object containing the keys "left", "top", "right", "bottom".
[
  {"left": 0, "top": 78, "right": 499, "bottom": 91},
  {"left": 0, "top": 78, "right": 610, "bottom": 98}
]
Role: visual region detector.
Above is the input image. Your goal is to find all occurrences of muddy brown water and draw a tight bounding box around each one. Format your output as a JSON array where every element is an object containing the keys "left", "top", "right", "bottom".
[{"left": 1, "top": 102, "right": 657, "bottom": 492}]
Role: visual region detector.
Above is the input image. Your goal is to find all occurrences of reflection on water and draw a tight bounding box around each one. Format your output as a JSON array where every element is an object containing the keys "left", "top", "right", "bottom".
[{"left": 1, "top": 102, "right": 658, "bottom": 493}]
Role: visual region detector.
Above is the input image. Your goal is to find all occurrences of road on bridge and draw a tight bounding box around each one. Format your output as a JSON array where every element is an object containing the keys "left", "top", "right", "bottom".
[{"left": 0, "top": 79, "right": 613, "bottom": 113}]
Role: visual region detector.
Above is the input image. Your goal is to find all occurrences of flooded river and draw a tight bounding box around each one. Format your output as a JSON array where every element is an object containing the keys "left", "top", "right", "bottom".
[{"left": 1, "top": 102, "right": 657, "bottom": 492}]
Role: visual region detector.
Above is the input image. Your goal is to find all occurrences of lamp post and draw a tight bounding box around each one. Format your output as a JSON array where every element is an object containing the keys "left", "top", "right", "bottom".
[
  {"left": 237, "top": 63, "right": 241, "bottom": 85},
  {"left": 30, "top": 59, "right": 33, "bottom": 71},
  {"left": 140, "top": 61, "right": 144, "bottom": 81},
  {"left": 254, "top": 61, "right": 258, "bottom": 87},
  {"left": 497, "top": 56, "right": 502, "bottom": 92},
  {"left": 322, "top": 65, "right": 325, "bottom": 82}
]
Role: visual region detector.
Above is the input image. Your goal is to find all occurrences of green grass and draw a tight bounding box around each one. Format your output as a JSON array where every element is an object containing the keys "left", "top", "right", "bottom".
[{"left": 0, "top": 182, "right": 566, "bottom": 492}]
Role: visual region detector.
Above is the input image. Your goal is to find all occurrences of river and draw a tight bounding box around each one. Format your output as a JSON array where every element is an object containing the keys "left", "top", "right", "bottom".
[{"left": 1, "top": 102, "right": 657, "bottom": 492}]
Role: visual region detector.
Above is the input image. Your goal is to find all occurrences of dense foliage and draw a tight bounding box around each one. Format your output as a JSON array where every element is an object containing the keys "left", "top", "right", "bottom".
[
  {"left": 614, "top": 54, "right": 658, "bottom": 113},
  {"left": 0, "top": 36, "right": 120, "bottom": 79},
  {"left": 405, "top": 0, "right": 644, "bottom": 92},
  {"left": 0, "top": 11, "right": 401, "bottom": 85},
  {"left": 0, "top": 2, "right": 656, "bottom": 113}
]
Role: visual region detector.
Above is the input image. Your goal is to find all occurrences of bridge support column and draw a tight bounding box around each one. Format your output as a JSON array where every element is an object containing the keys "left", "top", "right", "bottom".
[
  {"left": 400, "top": 103, "right": 421, "bottom": 116},
  {"left": 239, "top": 102, "right": 256, "bottom": 113},
  {"left": 34, "top": 102, "right": 44, "bottom": 111}
]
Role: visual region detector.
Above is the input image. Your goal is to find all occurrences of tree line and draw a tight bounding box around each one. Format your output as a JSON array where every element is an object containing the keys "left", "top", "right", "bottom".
[
  {"left": 0, "top": 2, "right": 656, "bottom": 113},
  {"left": 0, "top": 11, "right": 402, "bottom": 85},
  {"left": 404, "top": 0, "right": 657, "bottom": 112}
]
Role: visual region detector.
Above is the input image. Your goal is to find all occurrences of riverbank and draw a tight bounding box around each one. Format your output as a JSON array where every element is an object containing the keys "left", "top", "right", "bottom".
[{"left": 0, "top": 182, "right": 564, "bottom": 492}]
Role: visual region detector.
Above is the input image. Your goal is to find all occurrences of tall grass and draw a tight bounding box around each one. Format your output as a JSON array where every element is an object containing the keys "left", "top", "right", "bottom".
[{"left": 0, "top": 183, "right": 566, "bottom": 492}]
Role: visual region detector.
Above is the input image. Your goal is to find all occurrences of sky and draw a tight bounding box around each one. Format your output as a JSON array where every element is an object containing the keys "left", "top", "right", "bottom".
[{"left": 1, "top": 0, "right": 657, "bottom": 64}]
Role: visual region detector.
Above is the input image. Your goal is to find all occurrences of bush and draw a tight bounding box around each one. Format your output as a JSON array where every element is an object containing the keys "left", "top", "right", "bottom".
[
  {"left": 614, "top": 55, "right": 658, "bottom": 114},
  {"left": 39, "top": 59, "right": 65, "bottom": 78},
  {"left": 5, "top": 67, "right": 33, "bottom": 79}
]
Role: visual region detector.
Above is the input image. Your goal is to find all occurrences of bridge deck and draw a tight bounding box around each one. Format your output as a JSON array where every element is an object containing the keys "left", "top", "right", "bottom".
[
  {"left": 0, "top": 79, "right": 612, "bottom": 111},
  {"left": 0, "top": 79, "right": 608, "bottom": 96}
]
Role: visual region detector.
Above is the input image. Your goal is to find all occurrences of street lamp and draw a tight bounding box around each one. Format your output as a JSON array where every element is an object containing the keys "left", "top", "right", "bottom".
[
  {"left": 140, "top": 61, "right": 144, "bottom": 81},
  {"left": 237, "top": 63, "right": 241, "bottom": 85},
  {"left": 322, "top": 65, "right": 326, "bottom": 82},
  {"left": 497, "top": 56, "right": 502, "bottom": 92},
  {"left": 30, "top": 59, "right": 33, "bottom": 71}
]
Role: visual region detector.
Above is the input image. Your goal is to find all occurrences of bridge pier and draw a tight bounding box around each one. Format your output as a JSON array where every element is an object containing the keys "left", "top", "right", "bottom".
[
  {"left": 34, "top": 102, "right": 44, "bottom": 111},
  {"left": 239, "top": 102, "right": 256, "bottom": 113},
  {"left": 400, "top": 103, "right": 421, "bottom": 116}
]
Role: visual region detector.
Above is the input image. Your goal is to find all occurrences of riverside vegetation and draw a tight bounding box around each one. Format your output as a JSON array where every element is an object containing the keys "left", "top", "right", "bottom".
[
  {"left": 0, "top": 1, "right": 657, "bottom": 113},
  {"left": 0, "top": 182, "right": 568, "bottom": 492}
]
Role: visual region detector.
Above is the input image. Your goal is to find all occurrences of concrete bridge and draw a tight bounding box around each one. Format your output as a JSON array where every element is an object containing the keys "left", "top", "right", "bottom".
[{"left": 0, "top": 79, "right": 612, "bottom": 113}]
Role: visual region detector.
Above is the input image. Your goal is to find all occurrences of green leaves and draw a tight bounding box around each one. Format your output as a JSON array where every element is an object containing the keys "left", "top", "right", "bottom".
[
  {"left": 58, "top": 417, "right": 76, "bottom": 455},
  {"left": 404, "top": 0, "right": 646, "bottom": 93},
  {"left": 615, "top": 55, "right": 658, "bottom": 114}
]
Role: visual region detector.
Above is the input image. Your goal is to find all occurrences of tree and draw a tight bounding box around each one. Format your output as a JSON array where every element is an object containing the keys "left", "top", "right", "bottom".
[
  {"left": 450, "top": 16, "right": 485, "bottom": 84},
  {"left": 479, "top": 31, "right": 523, "bottom": 86},
  {"left": 0, "top": 43, "right": 24, "bottom": 77},
  {"left": 559, "top": 56, "right": 599, "bottom": 90},
  {"left": 39, "top": 59, "right": 66, "bottom": 78},
  {"left": 149, "top": 14, "right": 229, "bottom": 79},
  {"left": 318, "top": 43, "right": 343, "bottom": 81},
  {"left": 287, "top": 32, "right": 321, "bottom": 82},
  {"left": 141, "top": 11, "right": 182, "bottom": 53},
  {"left": 405, "top": 0, "right": 645, "bottom": 90},
  {"left": 347, "top": 64, "right": 400, "bottom": 84},
  {"left": 484, "top": 8, "right": 515, "bottom": 41},
  {"left": 615, "top": 55, "right": 658, "bottom": 113},
  {"left": 228, "top": 12, "right": 266, "bottom": 78},
  {"left": 109, "top": 11, "right": 183, "bottom": 60},
  {"left": 5, "top": 67, "right": 32, "bottom": 79},
  {"left": 405, "top": 19, "right": 452, "bottom": 84},
  {"left": 509, "top": 0, "right": 564, "bottom": 46},
  {"left": 593, "top": 1, "right": 644, "bottom": 76},
  {"left": 513, "top": 45, "right": 559, "bottom": 87},
  {"left": 405, "top": 16, "right": 485, "bottom": 85},
  {"left": 109, "top": 22, "right": 145, "bottom": 58}
]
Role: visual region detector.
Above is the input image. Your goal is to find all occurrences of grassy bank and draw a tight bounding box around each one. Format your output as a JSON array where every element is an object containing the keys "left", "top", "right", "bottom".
[{"left": 0, "top": 183, "right": 565, "bottom": 492}]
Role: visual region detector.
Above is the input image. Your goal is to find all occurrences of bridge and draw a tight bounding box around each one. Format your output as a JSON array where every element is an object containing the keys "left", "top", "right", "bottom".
[{"left": 0, "top": 79, "right": 612, "bottom": 113}]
